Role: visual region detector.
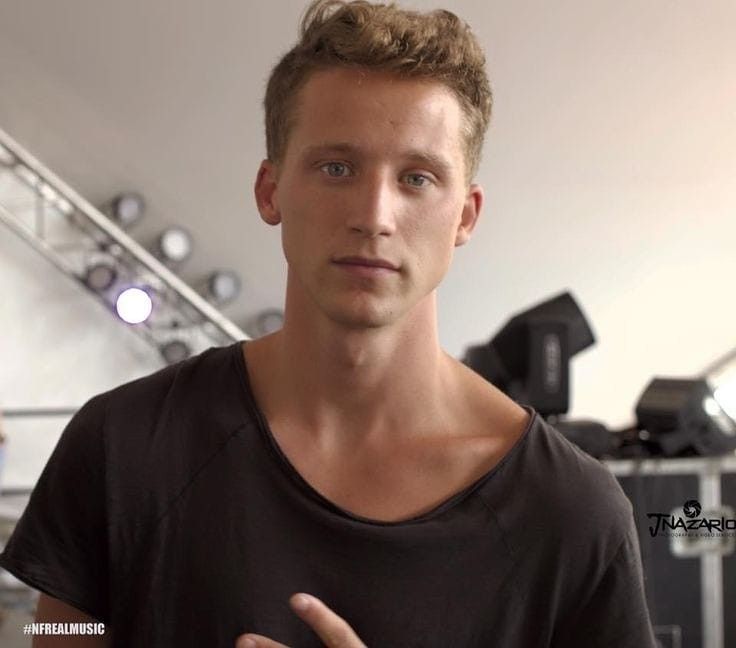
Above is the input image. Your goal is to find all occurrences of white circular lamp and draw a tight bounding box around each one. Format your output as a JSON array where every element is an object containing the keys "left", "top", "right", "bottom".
[
  {"left": 115, "top": 287, "right": 153, "bottom": 324},
  {"left": 157, "top": 226, "right": 193, "bottom": 265}
]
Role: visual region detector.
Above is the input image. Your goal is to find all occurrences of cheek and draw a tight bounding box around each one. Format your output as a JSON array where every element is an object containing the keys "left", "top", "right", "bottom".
[
  {"left": 278, "top": 208, "right": 303, "bottom": 266},
  {"left": 413, "top": 207, "right": 461, "bottom": 250},
  {"left": 408, "top": 229, "right": 454, "bottom": 280},
  {"left": 413, "top": 211, "right": 461, "bottom": 275},
  {"left": 279, "top": 205, "right": 325, "bottom": 268},
  {"left": 276, "top": 188, "right": 303, "bottom": 259}
]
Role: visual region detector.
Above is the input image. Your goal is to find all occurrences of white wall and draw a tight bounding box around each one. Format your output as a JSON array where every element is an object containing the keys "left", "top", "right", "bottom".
[
  {"left": 0, "top": 223, "right": 164, "bottom": 488},
  {"left": 1, "top": 1, "right": 735, "bottom": 487}
]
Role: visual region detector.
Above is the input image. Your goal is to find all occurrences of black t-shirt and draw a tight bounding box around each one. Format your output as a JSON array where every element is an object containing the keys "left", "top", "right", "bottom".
[{"left": 0, "top": 342, "right": 657, "bottom": 647}]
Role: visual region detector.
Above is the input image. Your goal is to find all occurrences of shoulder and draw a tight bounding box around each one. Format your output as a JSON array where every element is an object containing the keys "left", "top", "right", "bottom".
[
  {"left": 519, "top": 421, "right": 656, "bottom": 644},
  {"left": 527, "top": 416, "right": 629, "bottom": 516},
  {"left": 450, "top": 358, "right": 628, "bottom": 524},
  {"left": 502, "top": 414, "right": 633, "bottom": 557},
  {"left": 95, "top": 342, "right": 238, "bottom": 417},
  {"left": 90, "top": 345, "right": 242, "bottom": 426},
  {"left": 451, "top": 358, "right": 628, "bottom": 526},
  {"left": 50, "top": 346, "right": 232, "bottom": 454},
  {"left": 76, "top": 343, "right": 248, "bottom": 521},
  {"left": 73, "top": 342, "right": 247, "bottom": 471}
]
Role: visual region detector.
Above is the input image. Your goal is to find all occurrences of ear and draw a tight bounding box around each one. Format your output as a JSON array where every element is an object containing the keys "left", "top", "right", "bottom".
[
  {"left": 254, "top": 159, "right": 281, "bottom": 225},
  {"left": 454, "top": 183, "right": 483, "bottom": 247}
]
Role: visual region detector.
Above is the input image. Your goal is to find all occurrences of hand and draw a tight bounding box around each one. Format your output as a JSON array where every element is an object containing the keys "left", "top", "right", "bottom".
[{"left": 235, "top": 593, "right": 367, "bottom": 647}]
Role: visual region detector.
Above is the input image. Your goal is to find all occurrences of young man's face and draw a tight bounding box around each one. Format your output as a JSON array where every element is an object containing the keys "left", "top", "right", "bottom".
[{"left": 255, "top": 67, "right": 482, "bottom": 330}]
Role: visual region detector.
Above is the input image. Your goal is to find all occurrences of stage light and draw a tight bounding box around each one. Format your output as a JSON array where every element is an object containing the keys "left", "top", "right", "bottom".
[
  {"left": 635, "top": 378, "right": 736, "bottom": 457},
  {"left": 253, "top": 308, "right": 284, "bottom": 337},
  {"left": 105, "top": 243, "right": 124, "bottom": 258},
  {"left": 157, "top": 226, "right": 193, "bottom": 264},
  {"left": 38, "top": 182, "right": 58, "bottom": 203},
  {"left": 462, "top": 291, "right": 595, "bottom": 416},
  {"left": 160, "top": 340, "right": 192, "bottom": 364},
  {"left": 84, "top": 261, "right": 117, "bottom": 292},
  {"left": 107, "top": 192, "right": 145, "bottom": 229},
  {"left": 55, "top": 196, "right": 74, "bottom": 216},
  {"left": 715, "top": 383, "right": 736, "bottom": 420},
  {"left": 708, "top": 351, "right": 736, "bottom": 421},
  {"left": 703, "top": 396, "right": 722, "bottom": 417},
  {"left": 205, "top": 270, "right": 241, "bottom": 304},
  {"left": 115, "top": 287, "right": 153, "bottom": 324}
]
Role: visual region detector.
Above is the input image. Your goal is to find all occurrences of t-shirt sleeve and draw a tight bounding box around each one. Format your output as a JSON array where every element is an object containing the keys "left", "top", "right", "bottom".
[
  {"left": 0, "top": 394, "right": 109, "bottom": 622},
  {"left": 552, "top": 513, "right": 658, "bottom": 648}
]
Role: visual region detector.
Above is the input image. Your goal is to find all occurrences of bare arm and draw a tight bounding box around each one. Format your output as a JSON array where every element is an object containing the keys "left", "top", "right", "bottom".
[{"left": 32, "top": 594, "right": 107, "bottom": 647}]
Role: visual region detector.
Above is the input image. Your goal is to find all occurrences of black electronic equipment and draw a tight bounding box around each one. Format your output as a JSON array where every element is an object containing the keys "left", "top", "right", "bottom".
[
  {"left": 463, "top": 291, "right": 595, "bottom": 416},
  {"left": 635, "top": 378, "right": 736, "bottom": 457}
]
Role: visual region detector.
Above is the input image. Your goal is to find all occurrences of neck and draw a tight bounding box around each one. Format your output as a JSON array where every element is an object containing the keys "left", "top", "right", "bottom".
[{"left": 254, "top": 284, "right": 459, "bottom": 450}]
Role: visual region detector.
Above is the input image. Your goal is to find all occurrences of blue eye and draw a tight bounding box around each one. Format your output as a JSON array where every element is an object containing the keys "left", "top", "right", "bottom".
[
  {"left": 321, "top": 162, "right": 350, "bottom": 177},
  {"left": 405, "top": 173, "right": 430, "bottom": 188}
]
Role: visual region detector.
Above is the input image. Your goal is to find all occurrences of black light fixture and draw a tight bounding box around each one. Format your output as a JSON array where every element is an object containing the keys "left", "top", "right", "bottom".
[
  {"left": 252, "top": 308, "right": 284, "bottom": 337},
  {"left": 463, "top": 291, "right": 595, "bottom": 416},
  {"left": 635, "top": 378, "right": 736, "bottom": 457},
  {"left": 204, "top": 270, "right": 241, "bottom": 305},
  {"left": 105, "top": 192, "right": 146, "bottom": 229},
  {"left": 160, "top": 339, "right": 192, "bottom": 364},
  {"left": 84, "top": 260, "right": 118, "bottom": 292}
]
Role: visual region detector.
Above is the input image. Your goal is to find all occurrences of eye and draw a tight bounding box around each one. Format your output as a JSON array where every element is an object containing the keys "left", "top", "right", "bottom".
[
  {"left": 404, "top": 173, "right": 432, "bottom": 188},
  {"left": 320, "top": 162, "right": 351, "bottom": 177}
]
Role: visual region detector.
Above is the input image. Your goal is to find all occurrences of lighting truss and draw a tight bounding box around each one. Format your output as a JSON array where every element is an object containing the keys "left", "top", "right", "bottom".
[{"left": 0, "top": 127, "right": 249, "bottom": 362}]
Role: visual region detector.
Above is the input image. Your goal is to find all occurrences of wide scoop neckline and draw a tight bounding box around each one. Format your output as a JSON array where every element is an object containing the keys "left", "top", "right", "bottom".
[{"left": 232, "top": 340, "right": 537, "bottom": 527}]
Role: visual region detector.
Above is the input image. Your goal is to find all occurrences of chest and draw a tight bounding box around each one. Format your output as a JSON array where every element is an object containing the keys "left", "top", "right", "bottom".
[{"left": 270, "top": 425, "right": 518, "bottom": 523}]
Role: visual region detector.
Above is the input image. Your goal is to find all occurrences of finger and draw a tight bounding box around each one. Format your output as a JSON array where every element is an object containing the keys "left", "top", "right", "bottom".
[
  {"left": 289, "top": 593, "right": 367, "bottom": 648},
  {"left": 235, "top": 632, "right": 290, "bottom": 648}
]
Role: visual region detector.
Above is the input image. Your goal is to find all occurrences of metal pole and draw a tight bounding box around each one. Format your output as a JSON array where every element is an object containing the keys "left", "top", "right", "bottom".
[
  {"left": 2, "top": 408, "right": 78, "bottom": 418},
  {"left": 700, "top": 464, "right": 723, "bottom": 648}
]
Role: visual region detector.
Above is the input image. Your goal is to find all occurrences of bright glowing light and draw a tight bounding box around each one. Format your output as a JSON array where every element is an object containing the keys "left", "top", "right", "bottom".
[
  {"left": 703, "top": 396, "right": 722, "bottom": 417},
  {"left": 115, "top": 287, "right": 153, "bottom": 324},
  {"left": 714, "top": 383, "right": 736, "bottom": 420},
  {"left": 158, "top": 226, "right": 193, "bottom": 263}
]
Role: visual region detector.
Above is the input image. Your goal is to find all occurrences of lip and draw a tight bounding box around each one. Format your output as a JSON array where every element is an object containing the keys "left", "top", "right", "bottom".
[{"left": 333, "top": 256, "right": 399, "bottom": 271}]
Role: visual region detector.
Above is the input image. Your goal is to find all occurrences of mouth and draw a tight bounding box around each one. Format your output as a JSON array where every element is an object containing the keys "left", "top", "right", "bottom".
[{"left": 332, "top": 256, "right": 400, "bottom": 271}]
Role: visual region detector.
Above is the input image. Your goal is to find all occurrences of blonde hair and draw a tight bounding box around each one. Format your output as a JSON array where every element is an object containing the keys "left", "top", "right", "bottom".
[{"left": 264, "top": 0, "right": 492, "bottom": 181}]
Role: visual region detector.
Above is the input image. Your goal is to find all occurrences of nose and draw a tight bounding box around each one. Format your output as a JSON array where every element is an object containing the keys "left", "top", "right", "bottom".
[{"left": 345, "top": 172, "right": 398, "bottom": 238}]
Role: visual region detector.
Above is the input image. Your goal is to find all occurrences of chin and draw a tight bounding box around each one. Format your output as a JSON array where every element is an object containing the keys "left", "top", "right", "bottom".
[
  {"left": 329, "top": 310, "right": 395, "bottom": 330},
  {"left": 322, "top": 299, "right": 401, "bottom": 330}
]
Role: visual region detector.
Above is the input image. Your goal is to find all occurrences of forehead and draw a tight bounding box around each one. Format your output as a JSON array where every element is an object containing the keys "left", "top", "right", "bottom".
[{"left": 285, "top": 67, "right": 466, "bottom": 170}]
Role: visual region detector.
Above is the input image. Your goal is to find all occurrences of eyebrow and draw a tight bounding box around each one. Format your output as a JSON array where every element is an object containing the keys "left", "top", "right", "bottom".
[{"left": 300, "top": 143, "right": 454, "bottom": 177}]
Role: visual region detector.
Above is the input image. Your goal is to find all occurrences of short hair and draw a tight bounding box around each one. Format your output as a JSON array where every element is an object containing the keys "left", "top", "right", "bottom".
[{"left": 264, "top": 0, "right": 493, "bottom": 182}]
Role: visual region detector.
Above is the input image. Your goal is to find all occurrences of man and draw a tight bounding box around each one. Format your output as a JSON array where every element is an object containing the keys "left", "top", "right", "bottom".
[{"left": 0, "top": 1, "right": 657, "bottom": 646}]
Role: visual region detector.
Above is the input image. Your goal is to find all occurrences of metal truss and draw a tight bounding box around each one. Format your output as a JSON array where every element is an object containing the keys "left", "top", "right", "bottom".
[{"left": 0, "top": 127, "right": 249, "bottom": 362}]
